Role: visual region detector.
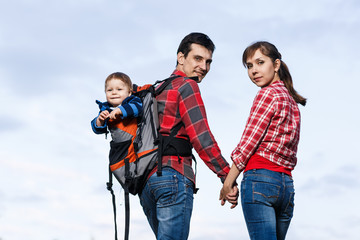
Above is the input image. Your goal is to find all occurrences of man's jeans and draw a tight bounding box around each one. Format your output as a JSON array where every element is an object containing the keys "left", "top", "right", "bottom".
[
  {"left": 139, "top": 167, "right": 194, "bottom": 240},
  {"left": 241, "top": 169, "right": 295, "bottom": 240}
]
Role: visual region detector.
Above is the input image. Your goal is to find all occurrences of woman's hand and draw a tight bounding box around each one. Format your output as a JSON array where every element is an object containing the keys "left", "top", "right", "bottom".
[
  {"left": 219, "top": 164, "right": 241, "bottom": 209},
  {"left": 220, "top": 184, "right": 239, "bottom": 209}
]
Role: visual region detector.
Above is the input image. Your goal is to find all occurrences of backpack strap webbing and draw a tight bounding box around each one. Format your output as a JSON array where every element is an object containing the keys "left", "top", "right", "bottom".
[
  {"left": 106, "top": 167, "right": 119, "bottom": 240},
  {"left": 123, "top": 158, "right": 131, "bottom": 240},
  {"left": 154, "top": 76, "right": 198, "bottom": 177},
  {"left": 154, "top": 76, "right": 177, "bottom": 177},
  {"left": 157, "top": 122, "right": 184, "bottom": 176},
  {"left": 153, "top": 76, "right": 178, "bottom": 95},
  {"left": 107, "top": 165, "right": 130, "bottom": 240}
]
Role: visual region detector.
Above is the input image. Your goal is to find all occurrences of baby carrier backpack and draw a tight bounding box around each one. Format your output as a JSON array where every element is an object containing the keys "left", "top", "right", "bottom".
[{"left": 105, "top": 76, "right": 195, "bottom": 240}]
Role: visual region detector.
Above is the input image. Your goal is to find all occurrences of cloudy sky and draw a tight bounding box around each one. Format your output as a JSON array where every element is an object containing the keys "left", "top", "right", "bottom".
[{"left": 1, "top": 0, "right": 359, "bottom": 239}]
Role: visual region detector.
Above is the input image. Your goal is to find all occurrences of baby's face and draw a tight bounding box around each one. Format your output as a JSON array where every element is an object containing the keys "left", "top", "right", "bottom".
[{"left": 105, "top": 79, "right": 131, "bottom": 107}]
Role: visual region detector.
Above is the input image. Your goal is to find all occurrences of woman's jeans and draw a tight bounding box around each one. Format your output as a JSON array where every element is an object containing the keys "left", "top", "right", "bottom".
[
  {"left": 139, "top": 168, "right": 194, "bottom": 240},
  {"left": 241, "top": 169, "right": 295, "bottom": 240}
]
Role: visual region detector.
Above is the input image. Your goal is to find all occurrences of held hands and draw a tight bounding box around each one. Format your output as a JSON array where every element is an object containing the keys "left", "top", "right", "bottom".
[
  {"left": 219, "top": 164, "right": 241, "bottom": 209},
  {"left": 219, "top": 184, "right": 239, "bottom": 209}
]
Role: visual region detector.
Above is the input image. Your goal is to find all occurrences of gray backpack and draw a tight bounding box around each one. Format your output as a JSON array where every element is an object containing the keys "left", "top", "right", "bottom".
[{"left": 107, "top": 76, "right": 194, "bottom": 240}]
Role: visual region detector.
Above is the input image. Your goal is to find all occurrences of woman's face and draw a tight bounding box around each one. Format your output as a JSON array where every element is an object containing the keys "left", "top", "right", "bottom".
[{"left": 245, "top": 49, "right": 280, "bottom": 88}]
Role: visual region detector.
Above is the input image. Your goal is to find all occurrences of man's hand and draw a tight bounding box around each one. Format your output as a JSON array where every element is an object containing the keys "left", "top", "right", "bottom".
[
  {"left": 227, "top": 185, "right": 239, "bottom": 209},
  {"left": 220, "top": 184, "right": 239, "bottom": 209}
]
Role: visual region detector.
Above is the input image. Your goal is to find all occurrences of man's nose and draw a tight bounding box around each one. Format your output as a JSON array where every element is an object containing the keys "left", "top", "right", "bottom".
[{"left": 199, "top": 60, "right": 207, "bottom": 70}]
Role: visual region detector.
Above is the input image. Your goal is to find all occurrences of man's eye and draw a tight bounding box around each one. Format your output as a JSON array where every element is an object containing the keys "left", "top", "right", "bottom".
[
  {"left": 258, "top": 61, "right": 264, "bottom": 65},
  {"left": 247, "top": 64, "right": 252, "bottom": 69}
]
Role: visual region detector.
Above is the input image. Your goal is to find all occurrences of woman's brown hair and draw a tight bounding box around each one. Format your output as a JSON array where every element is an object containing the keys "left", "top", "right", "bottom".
[{"left": 242, "top": 41, "right": 307, "bottom": 106}]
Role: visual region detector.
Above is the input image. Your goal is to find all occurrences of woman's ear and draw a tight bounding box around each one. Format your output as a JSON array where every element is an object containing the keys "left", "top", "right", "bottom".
[{"left": 274, "top": 59, "right": 281, "bottom": 72}]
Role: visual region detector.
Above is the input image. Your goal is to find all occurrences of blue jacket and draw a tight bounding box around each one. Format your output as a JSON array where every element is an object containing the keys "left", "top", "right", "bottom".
[{"left": 91, "top": 95, "right": 143, "bottom": 134}]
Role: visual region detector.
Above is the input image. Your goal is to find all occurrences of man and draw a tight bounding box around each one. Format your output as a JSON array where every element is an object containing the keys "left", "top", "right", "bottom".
[{"left": 139, "top": 32, "right": 238, "bottom": 240}]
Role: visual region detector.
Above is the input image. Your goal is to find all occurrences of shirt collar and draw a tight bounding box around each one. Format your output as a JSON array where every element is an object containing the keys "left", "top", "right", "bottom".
[
  {"left": 171, "top": 70, "right": 187, "bottom": 77},
  {"left": 272, "top": 80, "right": 284, "bottom": 87},
  {"left": 266, "top": 80, "right": 284, "bottom": 88}
]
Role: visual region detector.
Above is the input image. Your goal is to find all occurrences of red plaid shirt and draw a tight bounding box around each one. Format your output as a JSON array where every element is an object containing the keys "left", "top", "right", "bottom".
[
  {"left": 231, "top": 80, "right": 301, "bottom": 172},
  {"left": 155, "top": 70, "right": 230, "bottom": 184}
]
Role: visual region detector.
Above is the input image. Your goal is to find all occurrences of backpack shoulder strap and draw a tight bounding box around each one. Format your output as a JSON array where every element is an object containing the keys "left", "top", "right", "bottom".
[
  {"left": 154, "top": 75, "right": 198, "bottom": 95},
  {"left": 154, "top": 75, "right": 198, "bottom": 176},
  {"left": 153, "top": 76, "right": 177, "bottom": 95}
]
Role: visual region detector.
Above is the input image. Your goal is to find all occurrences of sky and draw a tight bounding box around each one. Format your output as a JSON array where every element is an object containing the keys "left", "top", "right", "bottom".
[{"left": 1, "top": 0, "right": 360, "bottom": 239}]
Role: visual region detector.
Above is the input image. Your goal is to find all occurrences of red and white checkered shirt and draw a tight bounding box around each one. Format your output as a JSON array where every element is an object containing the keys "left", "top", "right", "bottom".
[
  {"left": 231, "top": 80, "right": 301, "bottom": 172},
  {"left": 155, "top": 70, "right": 230, "bottom": 184}
]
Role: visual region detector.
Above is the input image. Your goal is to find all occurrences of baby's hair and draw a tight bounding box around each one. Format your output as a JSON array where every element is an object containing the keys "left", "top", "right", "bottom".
[{"left": 105, "top": 72, "right": 133, "bottom": 91}]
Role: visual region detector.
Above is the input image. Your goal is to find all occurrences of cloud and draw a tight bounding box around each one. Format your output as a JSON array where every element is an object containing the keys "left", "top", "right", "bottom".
[
  {"left": 300, "top": 164, "right": 359, "bottom": 195},
  {"left": 1, "top": 0, "right": 360, "bottom": 239}
]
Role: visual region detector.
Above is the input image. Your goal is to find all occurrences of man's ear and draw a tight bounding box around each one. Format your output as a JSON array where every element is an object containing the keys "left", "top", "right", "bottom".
[{"left": 177, "top": 52, "right": 185, "bottom": 65}]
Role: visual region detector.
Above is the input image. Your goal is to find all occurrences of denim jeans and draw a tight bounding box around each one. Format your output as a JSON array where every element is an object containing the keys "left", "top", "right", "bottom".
[
  {"left": 139, "top": 167, "right": 194, "bottom": 240},
  {"left": 241, "top": 169, "right": 295, "bottom": 240}
]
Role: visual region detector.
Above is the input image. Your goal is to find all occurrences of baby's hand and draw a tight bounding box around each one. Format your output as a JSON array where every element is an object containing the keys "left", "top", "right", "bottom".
[
  {"left": 109, "top": 108, "right": 122, "bottom": 120},
  {"left": 96, "top": 110, "right": 110, "bottom": 126}
]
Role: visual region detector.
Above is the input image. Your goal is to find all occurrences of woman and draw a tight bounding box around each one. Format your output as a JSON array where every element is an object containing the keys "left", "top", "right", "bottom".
[{"left": 220, "top": 41, "right": 306, "bottom": 240}]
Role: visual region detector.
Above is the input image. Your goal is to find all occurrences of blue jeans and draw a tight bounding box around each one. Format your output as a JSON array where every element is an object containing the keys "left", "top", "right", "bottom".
[
  {"left": 241, "top": 169, "right": 295, "bottom": 240},
  {"left": 139, "top": 168, "right": 194, "bottom": 240}
]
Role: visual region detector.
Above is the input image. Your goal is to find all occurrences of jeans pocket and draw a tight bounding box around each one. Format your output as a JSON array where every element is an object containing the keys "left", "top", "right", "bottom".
[
  {"left": 251, "top": 181, "right": 280, "bottom": 206},
  {"left": 283, "top": 188, "right": 295, "bottom": 218},
  {"left": 149, "top": 174, "right": 178, "bottom": 207}
]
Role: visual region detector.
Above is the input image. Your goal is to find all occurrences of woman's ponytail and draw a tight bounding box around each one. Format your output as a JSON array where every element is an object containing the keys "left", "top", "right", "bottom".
[
  {"left": 278, "top": 60, "right": 307, "bottom": 106},
  {"left": 243, "top": 41, "right": 307, "bottom": 106}
]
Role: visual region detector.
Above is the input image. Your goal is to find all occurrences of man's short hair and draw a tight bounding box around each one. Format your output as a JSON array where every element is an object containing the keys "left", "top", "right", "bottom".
[{"left": 177, "top": 32, "right": 215, "bottom": 59}]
